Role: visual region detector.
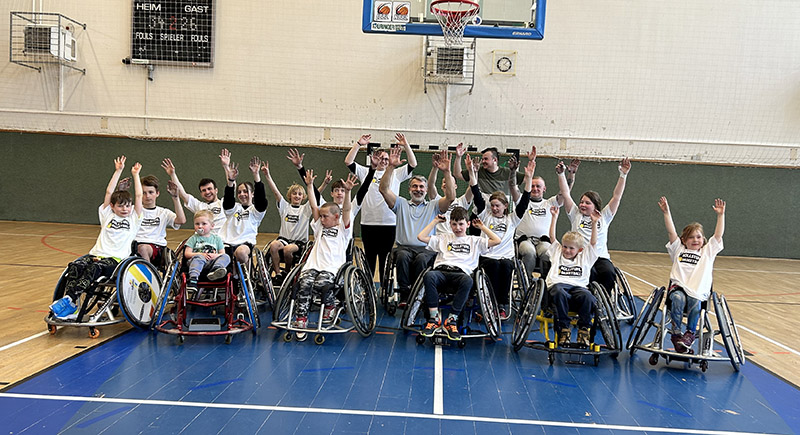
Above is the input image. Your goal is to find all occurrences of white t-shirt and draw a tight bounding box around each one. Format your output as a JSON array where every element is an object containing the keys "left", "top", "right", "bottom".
[
  {"left": 515, "top": 196, "right": 561, "bottom": 241},
  {"left": 354, "top": 163, "right": 412, "bottom": 226},
  {"left": 89, "top": 205, "right": 144, "bottom": 260},
  {"left": 667, "top": 237, "right": 723, "bottom": 302},
  {"left": 277, "top": 198, "right": 313, "bottom": 242},
  {"left": 220, "top": 202, "right": 267, "bottom": 245},
  {"left": 435, "top": 195, "right": 472, "bottom": 235},
  {"left": 303, "top": 219, "right": 353, "bottom": 275},
  {"left": 136, "top": 206, "right": 179, "bottom": 246},
  {"left": 426, "top": 233, "right": 489, "bottom": 275},
  {"left": 478, "top": 209, "right": 521, "bottom": 260},
  {"left": 184, "top": 195, "right": 225, "bottom": 235},
  {"left": 320, "top": 197, "right": 360, "bottom": 234},
  {"left": 568, "top": 206, "right": 614, "bottom": 260},
  {"left": 545, "top": 241, "right": 599, "bottom": 288}
]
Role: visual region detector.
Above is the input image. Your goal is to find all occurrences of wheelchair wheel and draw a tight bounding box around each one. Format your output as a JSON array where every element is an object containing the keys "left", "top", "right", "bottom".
[
  {"left": 714, "top": 293, "right": 744, "bottom": 371},
  {"left": 475, "top": 269, "right": 501, "bottom": 341},
  {"left": 511, "top": 278, "right": 544, "bottom": 352},
  {"left": 591, "top": 282, "right": 622, "bottom": 352},
  {"left": 627, "top": 286, "right": 665, "bottom": 356},
  {"left": 152, "top": 254, "right": 181, "bottom": 330},
  {"left": 236, "top": 261, "right": 260, "bottom": 331},
  {"left": 379, "top": 253, "right": 396, "bottom": 315},
  {"left": 273, "top": 261, "right": 303, "bottom": 323},
  {"left": 509, "top": 259, "right": 529, "bottom": 317},
  {"left": 614, "top": 267, "right": 637, "bottom": 324},
  {"left": 344, "top": 265, "right": 377, "bottom": 337},
  {"left": 117, "top": 258, "right": 163, "bottom": 329},
  {"left": 401, "top": 267, "right": 430, "bottom": 330},
  {"left": 252, "top": 248, "right": 276, "bottom": 308}
]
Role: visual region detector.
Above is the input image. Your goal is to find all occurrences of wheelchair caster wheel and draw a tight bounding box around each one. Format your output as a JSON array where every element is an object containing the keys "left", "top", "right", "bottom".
[
  {"left": 296, "top": 332, "right": 308, "bottom": 342},
  {"left": 700, "top": 360, "right": 708, "bottom": 372},
  {"left": 89, "top": 328, "right": 100, "bottom": 339},
  {"left": 283, "top": 332, "right": 293, "bottom": 342},
  {"left": 649, "top": 354, "right": 659, "bottom": 366},
  {"left": 177, "top": 335, "right": 185, "bottom": 345},
  {"left": 47, "top": 324, "right": 57, "bottom": 335},
  {"left": 457, "top": 340, "right": 466, "bottom": 349},
  {"left": 225, "top": 334, "right": 232, "bottom": 344},
  {"left": 594, "top": 355, "right": 600, "bottom": 366},
  {"left": 314, "top": 334, "right": 325, "bottom": 345},
  {"left": 548, "top": 352, "right": 555, "bottom": 365},
  {"left": 416, "top": 335, "right": 426, "bottom": 345}
]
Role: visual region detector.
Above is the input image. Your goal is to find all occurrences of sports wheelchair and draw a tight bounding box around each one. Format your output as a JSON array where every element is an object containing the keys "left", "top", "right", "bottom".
[
  {"left": 379, "top": 246, "right": 435, "bottom": 316},
  {"left": 45, "top": 255, "right": 163, "bottom": 339},
  {"left": 152, "top": 240, "right": 259, "bottom": 344},
  {"left": 511, "top": 279, "right": 623, "bottom": 365},
  {"left": 609, "top": 266, "right": 637, "bottom": 324},
  {"left": 262, "top": 237, "right": 314, "bottom": 288},
  {"left": 271, "top": 241, "right": 377, "bottom": 344},
  {"left": 626, "top": 286, "right": 744, "bottom": 372},
  {"left": 401, "top": 267, "right": 501, "bottom": 348}
]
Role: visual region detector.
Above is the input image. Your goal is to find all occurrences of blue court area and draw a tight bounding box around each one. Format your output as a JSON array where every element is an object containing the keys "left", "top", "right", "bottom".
[{"left": 2, "top": 308, "right": 799, "bottom": 435}]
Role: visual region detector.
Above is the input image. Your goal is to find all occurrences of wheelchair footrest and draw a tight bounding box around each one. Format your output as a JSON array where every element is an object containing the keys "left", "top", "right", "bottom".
[{"left": 188, "top": 317, "right": 223, "bottom": 332}]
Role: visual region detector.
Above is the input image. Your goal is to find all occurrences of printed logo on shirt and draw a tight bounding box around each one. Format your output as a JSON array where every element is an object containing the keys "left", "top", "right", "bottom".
[
  {"left": 209, "top": 206, "right": 222, "bottom": 215},
  {"left": 107, "top": 219, "right": 131, "bottom": 230},
  {"left": 528, "top": 208, "right": 547, "bottom": 217},
  {"left": 678, "top": 252, "right": 700, "bottom": 265},
  {"left": 322, "top": 227, "right": 339, "bottom": 238},
  {"left": 446, "top": 242, "right": 471, "bottom": 254},
  {"left": 558, "top": 265, "right": 583, "bottom": 277},
  {"left": 285, "top": 214, "right": 299, "bottom": 223},
  {"left": 235, "top": 209, "right": 250, "bottom": 222},
  {"left": 198, "top": 243, "right": 217, "bottom": 253},
  {"left": 579, "top": 218, "right": 600, "bottom": 230},
  {"left": 371, "top": 177, "right": 380, "bottom": 184},
  {"left": 142, "top": 217, "right": 161, "bottom": 227}
]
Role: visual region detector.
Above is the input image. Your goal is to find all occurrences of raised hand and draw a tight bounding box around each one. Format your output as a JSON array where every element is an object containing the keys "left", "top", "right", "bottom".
[
  {"left": 131, "top": 162, "right": 142, "bottom": 176},
  {"left": 555, "top": 161, "right": 566, "bottom": 174},
  {"left": 343, "top": 173, "right": 359, "bottom": 191},
  {"left": 161, "top": 158, "right": 175, "bottom": 176},
  {"left": 167, "top": 180, "right": 179, "bottom": 198},
  {"left": 249, "top": 156, "right": 261, "bottom": 175},
  {"left": 358, "top": 134, "right": 371, "bottom": 146},
  {"left": 507, "top": 155, "right": 519, "bottom": 172},
  {"left": 455, "top": 143, "right": 466, "bottom": 157},
  {"left": 435, "top": 214, "right": 447, "bottom": 223},
  {"left": 590, "top": 209, "right": 601, "bottom": 223},
  {"left": 524, "top": 159, "right": 536, "bottom": 177},
  {"left": 219, "top": 149, "right": 231, "bottom": 168},
  {"left": 370, "top": 151, "right": 382, "bottom": 169},
  {"left": 117, "top": 177, "right": 131, "bottom": 191},
  {"left": 712, "top": 198, "right": 726, "bottom": 215},
  {"left": 434, "top": 150, "right": 452, "bottom": 171},
  {"left": 471, "top": 218, "right": 484, "bottom": 228},
  {"left": 657, "top": 196, "right": 670, "bottom": 214},
  {"left": 465, "top": 153, "right": 474, "bottom": 172},
  {"left": 567, "top": 159, "right": 580, "bottom": 175},
  {"left": 395, "top": 132, "right": 408, "bottom": 146},
  {"left": 388, "top": 146, "right": 406, "bottom": 167},
  {"left": 527, "top": 145, "right": 537, "bottom": 162},
  {"left": 227, "top": 161, "right": 239, "bottom": 181},
  {"left": 260, "top": 160, "right": 270, "bottom": 175},
  {"left": 550, "top": 205, "right": 559, "bottom": 217},
  {"left": 303, "top": 168, "right": 317, "bottom": 186},
  {"left": 619, "top": 157, "right": 631, "bottom": 175},
  {"left": 323, "top": 169, "right": 333, "bottom": 185},
  {"left": 286, "top": 148, "right": 304, "bottom": 168},
  {"left": 114, "top": 156, "right": 126, "bottom": 171}
]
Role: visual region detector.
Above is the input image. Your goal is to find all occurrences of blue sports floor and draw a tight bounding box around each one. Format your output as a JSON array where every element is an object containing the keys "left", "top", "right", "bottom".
[{"left": 2, "top": 305, "right": 799, "bottom": 435}]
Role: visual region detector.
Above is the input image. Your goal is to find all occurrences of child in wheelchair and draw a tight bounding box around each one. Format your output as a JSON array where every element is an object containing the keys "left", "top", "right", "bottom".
[
  {"left": 658, "top": 196, "right": 725, "bottom": 353},
  {"left": 416, "top": 207, "right": 501, "bottom": 341},
  {"left": 291, "top": 170, "right": 355, "bottom": 337},
  {"left": 184, "top": 210, "right": 231, "bottom": 293},
  {"left": 545, "top": 205, "right": 600, "bottom": 348},
  {"left": 51, "top": 157, "right": 145, "bottom": 320}
]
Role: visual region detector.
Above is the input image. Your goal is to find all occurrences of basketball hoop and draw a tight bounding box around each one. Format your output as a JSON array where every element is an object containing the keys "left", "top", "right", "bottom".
[{"left": 430, "top": 0, "right": 480, "bottom": 47}]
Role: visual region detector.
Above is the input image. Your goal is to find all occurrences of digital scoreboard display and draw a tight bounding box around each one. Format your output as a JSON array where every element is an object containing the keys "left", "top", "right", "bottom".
[{"left": 131, "top": 0, "right": 214, "bottom": 66}]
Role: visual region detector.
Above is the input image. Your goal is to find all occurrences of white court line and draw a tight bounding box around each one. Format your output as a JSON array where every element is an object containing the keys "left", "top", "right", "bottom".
[
  {"left": 0, "top": 392, "right": 782, "bottom": 435},
  {"left": 433, "top": 345, "right": 443, "bottom": 415},
  {"left": 617, "top": 262, "right": 800, "bottom": 275},
  {"left": 0, "top": 331, "right": 48, "bottom": 352},
  {"left": 622, "top": 270, "right": 800, "bottom": 357}
]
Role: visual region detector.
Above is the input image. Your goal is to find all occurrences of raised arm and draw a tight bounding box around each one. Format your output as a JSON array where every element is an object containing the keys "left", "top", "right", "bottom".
[
  {"left": 250, "top": 156, "right": 268, "bottom": 212},
  {"left": 345, "top": 134, "right": 371, "bottom": 168},
  {"left": 712, "top": 198, "right": 726, "bottom": 242},
  {"left": 161, "top": 158, "right": 191, "bottom": 204},
  {"left": 379, "top": 147, "right": 405, "bottom": 210},
  {"left": 607, "top": 158, "right": 631, "bottom": 215},
  {"left": 287, "top": 148, "right": 324, "bottom": 203},
  {"left": 548, "top": 206, "right": 559, "bottom": 244},
  {"left": 514, "top": 159, "right": 535, "bottom": 218},
  {"left": 657, "top": 196, "right": 678, "bottom": 243},
  {"left": 566, "top": 159, "right": 580, "bottom": 190},
  {"left": 131, "top": 162, "right": 143, "bottom": 216},
  {"left": 220, "top": 149, "right": 238, "bottom": 188},
  {"left": 589, "top": 209, "right": 600, "bottom": 247},
  {"left": 341, "top": 173, "right": 358, "bottom": 228},
  {"left": 427, "top": 153, "right": 440, "bottom": 200},
  {"left": 453, "top": 143, "right": 467, "bottom": 181},
  {"left": 166, "top": 180, "right": 186, "bottom": 227},
  {"left": 395, "top": 133, "right": 417, "bottom": 169},
  {"left": 467, "top": 153, "right": 485, "bottom": 213},
  {"left": 304, "top": 169, "right": 319, "bottom": 221},
  {"left": 508, "top": 154, "right": 522, "bottom": 204},
  {"left": 260, "top": 160, "right": 283, "bottom": 204},
  {"left": 319, "top": 170, "right": 333, "bottom": 193},
  {"left": 418, "top": 214, "right": 445, "bottom": 244},
  {"left": 103, "top": 156, "right": 127, "bottom": 208},
  {"left": 474, "top": 218, "right": 502, "bottom": 248},
  {"left": 436, "top": 150, "right": 456, "bottom": 212},
  {"left": 556, "top": 161, "right": 576, "bottom": 213}
]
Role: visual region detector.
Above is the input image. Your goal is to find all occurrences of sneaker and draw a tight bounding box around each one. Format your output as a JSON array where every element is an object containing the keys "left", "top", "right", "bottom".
[
  {"left": 50, "top": 296, "right": 78, "bottom": 320},
  {"left": 681, "top": 331, "right": 696, "bottom": 351},
  {"left": 207, "top": 267, "right": 227, "bottom": 281},
  {"left": 442, "top": 318, "right": 461, "bottom": 341},
  {"left": 322, "top": 305, "right": 336, "bottom": 324},
  {"left": 293, "top": 316, "right": 308, "bottom": 330},
  {"left": 670, "top": 333, "right": 686, "bottom": 353},
  {"left": 577, "top": 327, "right": 591, "bottom": 348},
  {"left": 186, "top": 279, "right": 198, "bottom": 294},
  {"left": 558, "top": 328, "right": 571, "bottom": 347},
  {"left": 272, "top": 272, "right": 285, "bottom": 286},
  {"left": 421, "top": 319, "right": 440, "bottom": 337}
]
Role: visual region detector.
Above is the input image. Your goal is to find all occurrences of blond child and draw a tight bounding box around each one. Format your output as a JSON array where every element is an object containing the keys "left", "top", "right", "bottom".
[{"left": 184, "top": 210, "right": 231, "bottom": 292}]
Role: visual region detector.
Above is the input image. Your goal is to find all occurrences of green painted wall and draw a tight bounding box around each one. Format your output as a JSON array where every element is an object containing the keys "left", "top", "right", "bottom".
[{"left": 1, "top": 131, "right": 797, "bottom": 259}]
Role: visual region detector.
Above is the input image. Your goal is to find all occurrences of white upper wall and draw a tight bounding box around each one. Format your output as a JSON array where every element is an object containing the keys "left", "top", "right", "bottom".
[{"left": 0, "top": 0, "right": 798, "bottom": 166}]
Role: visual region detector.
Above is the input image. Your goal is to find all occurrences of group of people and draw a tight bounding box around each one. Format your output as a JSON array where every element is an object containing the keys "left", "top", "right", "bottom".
[{"left": 49, "top": 134, "right": 726, "bottom": 354}]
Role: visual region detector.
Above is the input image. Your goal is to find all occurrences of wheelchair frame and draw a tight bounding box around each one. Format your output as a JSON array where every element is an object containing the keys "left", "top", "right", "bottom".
[
  {"left": 626, "top": 286, "right": 745, "bottom": 372},
  {"left": 46, "top": 255, "right": 163, "bottom": 339},
  {"left": 271, "top": 244, "right": 377, "bottom": 345},
  {"left": 511, "top": 280, "right": 622, "bottom": 366},
  {"left": 401, "top": 267, "right": 501, "bottom": 349}
]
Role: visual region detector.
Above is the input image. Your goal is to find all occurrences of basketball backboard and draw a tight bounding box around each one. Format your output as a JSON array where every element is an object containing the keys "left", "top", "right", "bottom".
[{"left": 362, "top": 0, "right": 546, "bottom": 40}]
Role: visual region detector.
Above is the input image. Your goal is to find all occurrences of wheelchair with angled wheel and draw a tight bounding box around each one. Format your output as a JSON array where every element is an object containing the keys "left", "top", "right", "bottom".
[
  {"left": 271, "top": 241, "right": 377, "bottom": 344},
  {"left": 626, "top": 285, "right": 744, "bottom": 372},
  {"left": 401, "top": 266, "right": 501, "bottom": 349},
  {"left": 263, "top": 237, "right": 313, "bottom": 288},
  {"left": 511, "top": 279, "right": 623, "bottom": 366},
  {"left": 380, "top": 246, "right": 436, "bottom": 317},
  {"left": 151, "top": 239, "right": 259, "bottom": 344},
  {"left": 45, "top": 254, "right": 163, "bottom": 339}
]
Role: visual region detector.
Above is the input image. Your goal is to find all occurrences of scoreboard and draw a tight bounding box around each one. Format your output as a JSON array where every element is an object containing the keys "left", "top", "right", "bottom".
[{"left": 131, "top": 0, "right": 214, "bottom": 66}]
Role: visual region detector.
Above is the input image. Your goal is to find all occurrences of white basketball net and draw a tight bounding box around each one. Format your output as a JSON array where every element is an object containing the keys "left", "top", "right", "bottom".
[{"left": 430, "top": 0, "right": 480, "bottom": 47}]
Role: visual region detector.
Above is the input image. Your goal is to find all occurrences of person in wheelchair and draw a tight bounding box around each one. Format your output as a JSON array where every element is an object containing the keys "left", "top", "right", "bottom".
[
  {"left": 50, "top": 157, "right": 144, "bottom": 320},
  {"left": 217, "top": 151, "right": 268, "bottom": 266},
  {"left": 292, "top": 170, "right": 355, "bottom": 333},
  {"left": 416, "top": 208, "right": 501, "bottom": 341},
  {"left": 380, "top": 147, "right": 456, "bottom": 301},
  {"left": 184, "top": 210, "right": 231, "bottom": 293},
  {"left": 658, "top": 196, "right": 726, "bottom": 353},
  {"left": 133, "top": 164, "right": 186, "bottom": 265},
  {"left": 545, "top": 205, "right": 600, "bottom": 348}
]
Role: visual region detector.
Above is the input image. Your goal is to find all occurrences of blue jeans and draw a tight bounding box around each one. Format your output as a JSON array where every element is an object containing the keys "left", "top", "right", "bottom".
[
  {"left": 668, "top": 287, "right": 701, "bottom": 335},
  {"left": 188, "top": 254, "right": 231, "bottom": 281},
  {"left": 549, "top": 283, "right": 596, "bottom": 330},
  {"left": 422, "top": 268, "right": 473, "bottom": 316}
]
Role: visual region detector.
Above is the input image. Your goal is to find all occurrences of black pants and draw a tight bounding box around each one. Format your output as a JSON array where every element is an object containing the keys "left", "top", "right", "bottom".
[
  {"left": 64, "top": 255, "right": 119, "bottom": 301},
  {"left": 590, "top": 257, "right": 615, "bottom": 294},
  {"left": 479, "top": 257, "right": 513, "bottom": 305},
  {"left": 360, "top": 224, "right": 396, "bottom": 281}
]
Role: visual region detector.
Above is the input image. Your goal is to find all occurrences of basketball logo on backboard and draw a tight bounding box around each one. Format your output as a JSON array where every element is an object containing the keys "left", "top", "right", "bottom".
[
  {"left": 393, "top": 2, "right": 410, "bottom": 23},
  {"left": 374, "top": 2, "right": 392, "bottom": 22}
]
